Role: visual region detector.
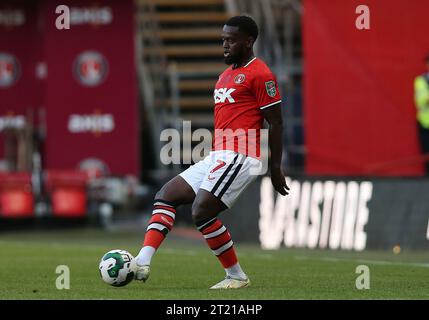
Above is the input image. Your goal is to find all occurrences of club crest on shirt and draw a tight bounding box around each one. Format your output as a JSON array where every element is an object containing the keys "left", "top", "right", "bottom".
[
  {"left": 265, "top": 81, "right": 276, "bottom": 97},
  {"left": 234, "top": 73, "right": 245, "bottom": 84}
]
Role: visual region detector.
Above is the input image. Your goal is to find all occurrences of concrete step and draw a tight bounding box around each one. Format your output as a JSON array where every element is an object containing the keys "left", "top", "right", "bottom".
[
  {"left": 143, "top": 27, "right": 221, "bottom": 40},
  {"left": 147, "top": 0, "right": 223, "bottom": 6},
  {"left": 156, "top": 12, "right": 230, "bottom": 23},
  {"left": 157, "top": 96, "right": 213, "bottom": 109},
  {"left": 144, "top": 45, "right": 223, "bottom": 57},
  {"left": 179, "top": 79, "right": 217, "bottom": 91}
]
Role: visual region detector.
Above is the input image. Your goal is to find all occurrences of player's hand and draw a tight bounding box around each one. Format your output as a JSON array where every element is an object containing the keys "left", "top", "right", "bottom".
[{"left": 270, "top": 168, "right": 289, "bottom": 196}]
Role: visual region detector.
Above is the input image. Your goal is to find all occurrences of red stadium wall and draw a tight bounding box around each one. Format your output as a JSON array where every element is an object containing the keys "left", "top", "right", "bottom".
[
  {"left": 41, "top": 0, "right": 139, "bottom": 176},
  {"left": 0, "top": 0, "right": 139, "bottom": 176},
  {"left": 303, "top": 0, "right": 429, "bottom": 176},
  {"left": 0, "top": 1, "right": 43, "bottom": 159}
]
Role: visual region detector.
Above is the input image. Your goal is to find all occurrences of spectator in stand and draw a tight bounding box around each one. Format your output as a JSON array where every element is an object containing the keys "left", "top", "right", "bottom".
[{"left": 414, "top": 54, "right": 429, "bottom": 174}]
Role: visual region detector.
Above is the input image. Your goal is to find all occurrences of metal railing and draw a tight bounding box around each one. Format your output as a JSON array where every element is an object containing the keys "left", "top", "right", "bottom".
[{"left": 136, "top": 0, "right": 171, "bottom": 173}]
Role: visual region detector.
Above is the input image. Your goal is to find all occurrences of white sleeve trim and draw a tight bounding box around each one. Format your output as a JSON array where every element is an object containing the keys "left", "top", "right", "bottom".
[
  {"left": 260, "top": 100, "right": 282, "bottom": 110},
  {"left": 243, "top": 57, "right": 257, "bottom": 68}
]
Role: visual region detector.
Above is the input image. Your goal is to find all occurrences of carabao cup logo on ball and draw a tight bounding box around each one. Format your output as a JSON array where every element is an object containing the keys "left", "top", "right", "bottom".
[
  {"left": 0, "top": 53, "right": 20, "bottom": 88},
  {"left": 73, "top": 50, "right": 108, "bottom": 87},
  {"left": 99, "top": 249, "right": 137, "bottom": 287}
]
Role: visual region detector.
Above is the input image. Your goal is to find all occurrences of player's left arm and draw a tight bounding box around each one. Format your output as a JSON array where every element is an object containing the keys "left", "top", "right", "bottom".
[
  {"left": 262, "top": 105, "right": 289, "bottom": 196},
  {"left": 254, "top": 69, "right": 289, "bottom": 196}
]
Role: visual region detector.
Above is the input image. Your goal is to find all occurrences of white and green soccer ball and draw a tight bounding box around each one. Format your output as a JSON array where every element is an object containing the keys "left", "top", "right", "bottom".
[{"left": 99, "top": 249, "right": 137, "bottom": 287}]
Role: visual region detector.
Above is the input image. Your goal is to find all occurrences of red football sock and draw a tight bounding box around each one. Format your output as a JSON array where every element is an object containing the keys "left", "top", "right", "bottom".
[
  {"left": 196, "top": 218, "right": 238, "bottom": 268},
  {"left": 143, "top": 200, "right": 176, "bottom": 249}
]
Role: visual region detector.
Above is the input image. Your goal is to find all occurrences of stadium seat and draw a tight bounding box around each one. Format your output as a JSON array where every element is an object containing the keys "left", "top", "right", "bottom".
[
  {"left": 0, "top": 172, "right": 34, "bottom": 218},
  {"left": 45, "top": 170, "right": 88, "bottom": 218}
]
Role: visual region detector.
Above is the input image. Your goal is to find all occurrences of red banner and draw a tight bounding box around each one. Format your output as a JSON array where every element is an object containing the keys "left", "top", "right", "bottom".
[
  {"left": 0, "top": 1, "right": 42, "bottom": 160},
  {"left": 41, "top": 0, "right": 139, "bottom": 176},
  {"left": 303, "top": 0, "right": 429, "bottom": 176}
]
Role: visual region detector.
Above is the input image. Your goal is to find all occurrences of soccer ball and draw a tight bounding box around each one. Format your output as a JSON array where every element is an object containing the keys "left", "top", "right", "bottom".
[{"left": 99, "top": 249, "right": 137, "bottom": 287}]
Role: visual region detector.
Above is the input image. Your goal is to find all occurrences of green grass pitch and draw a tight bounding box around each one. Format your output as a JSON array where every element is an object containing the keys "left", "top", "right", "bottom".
[{"left": 0, "top": 228, "right": 428, "bottom": 300}]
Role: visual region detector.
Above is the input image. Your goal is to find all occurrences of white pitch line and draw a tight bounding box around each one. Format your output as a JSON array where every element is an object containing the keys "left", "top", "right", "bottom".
[
  {"left": 295, "top": 255, "right": 429, "bottom": 268},
  {"left": 350, "top": 258, "right": 429, "bottom": 268},
  {"left": 162, "top": 248, "right": 198, "bottom": 256},
  {"left": 254, "top": 253, "right": 275, "bottom": 259}
]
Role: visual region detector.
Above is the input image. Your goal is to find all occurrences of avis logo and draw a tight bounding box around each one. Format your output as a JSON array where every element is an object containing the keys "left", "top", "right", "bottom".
[
  {"left": 0, "top": 114, "right": 26, "bottom": 132},
  {"left": 0, "top": 10, "right": 25, "bottom": 27},
  {"left": 55, "top": 5, "right": 113, "bottom": 30},
  {"left": 68, "top": 111, "right": 114, "bottom": 136},
  {"left": 214, "top": 88, "right": 236, "bottom": 104},
  {"left": 70, "top": 7, "right": 112, "bottom": 26}
]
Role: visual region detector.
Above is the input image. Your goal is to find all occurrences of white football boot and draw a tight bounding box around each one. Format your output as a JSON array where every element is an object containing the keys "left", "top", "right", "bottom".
[
  {"left": 134, "top": 265, "right": 150, "bottom": 282},
  {"left": 209, "top": 276, "right": 250, "bottom": 289}
]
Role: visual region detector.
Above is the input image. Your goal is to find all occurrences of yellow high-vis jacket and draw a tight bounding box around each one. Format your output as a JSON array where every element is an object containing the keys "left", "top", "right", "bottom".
[{"left": 415, "top": 73, "right": 429, "bottom": 128}]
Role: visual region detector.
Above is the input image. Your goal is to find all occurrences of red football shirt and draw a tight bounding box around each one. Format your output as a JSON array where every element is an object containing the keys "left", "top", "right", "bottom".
[{"left": 213, "top": 57, "right": 282, "bottom": 158}]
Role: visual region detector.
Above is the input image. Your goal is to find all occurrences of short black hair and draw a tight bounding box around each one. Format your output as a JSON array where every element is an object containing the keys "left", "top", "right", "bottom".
[{"left": 225, "top": 15, "right": 258, "bottom": 41}]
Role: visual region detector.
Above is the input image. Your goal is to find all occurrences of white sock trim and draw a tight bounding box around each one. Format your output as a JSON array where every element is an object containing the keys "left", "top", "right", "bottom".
[
  {"left": 225, "top": 262, "right": 247, "bottom": 280},
  {"left": 136, "top": 246, "right": 156, "bottom": 266},
  {"left": 204, "top": 225, "right": 227, "bottom": 239}
]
